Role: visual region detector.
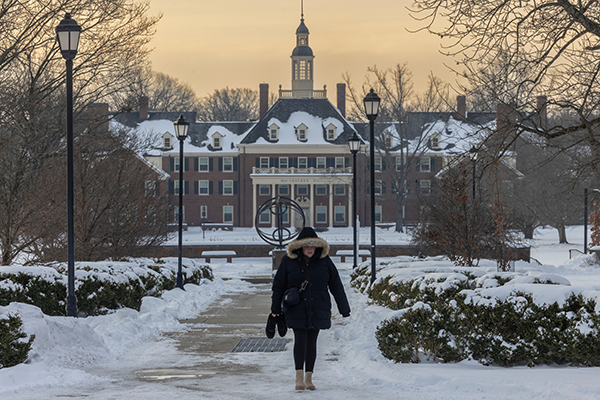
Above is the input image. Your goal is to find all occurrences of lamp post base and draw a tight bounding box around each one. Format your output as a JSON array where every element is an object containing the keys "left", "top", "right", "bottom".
[{"left": 66, "top": 295, "right": 78, "bottom": 317}]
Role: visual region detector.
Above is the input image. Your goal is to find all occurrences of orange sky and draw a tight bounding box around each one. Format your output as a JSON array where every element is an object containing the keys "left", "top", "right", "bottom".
[{"left": 147, "top": 0, "right": 454, "bottom": 100}]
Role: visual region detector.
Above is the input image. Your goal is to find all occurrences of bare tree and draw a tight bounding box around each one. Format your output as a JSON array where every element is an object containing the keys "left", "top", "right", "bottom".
[
  {"left": 0, "top": 1, "right": 161, "bottom": 265},
  {"left": 344, "top": 64, "right": 450, "bottom": 231},
  {"left": 410, "top": 0, "right": 600, "bottom": 165},
  {"left": 110, "top": 68, "right": 200, "bottom": 113},
  {"left": 198, "top": 87, "right": 259, "bottom": 121}
]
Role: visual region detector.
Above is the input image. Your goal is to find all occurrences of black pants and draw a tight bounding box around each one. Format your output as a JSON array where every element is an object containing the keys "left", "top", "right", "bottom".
[{"left": 293, "top": 328, "right": 320, "bottom": 372}]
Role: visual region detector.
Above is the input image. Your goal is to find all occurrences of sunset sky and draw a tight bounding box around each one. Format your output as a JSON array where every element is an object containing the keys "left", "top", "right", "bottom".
[{"left": 146, "top": 0, "right": 454, "bottom": 100}]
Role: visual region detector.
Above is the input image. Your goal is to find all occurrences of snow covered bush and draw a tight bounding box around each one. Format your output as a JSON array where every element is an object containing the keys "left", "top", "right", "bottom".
[
  {"left": 0, "top": 314, "right": 35, "bottom": 369},
  {"left": 352, "top": 261, "right": 600, "bottom": 366},
  {"left": 0, "top": 260, "right": 213, "bottom": 316}
]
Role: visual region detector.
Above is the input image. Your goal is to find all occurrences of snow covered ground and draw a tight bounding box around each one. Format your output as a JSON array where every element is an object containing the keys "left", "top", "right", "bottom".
[{"left": 1, "top": 225, "right": 600, "bottom": 399}]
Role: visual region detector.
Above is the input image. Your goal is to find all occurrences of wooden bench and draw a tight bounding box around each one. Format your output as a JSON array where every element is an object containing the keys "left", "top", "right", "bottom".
[
  {"left": 201, "top": 250, "right": 236, "bottom": 263},
  {"left": 337, "top": 250, "right": 370, "bottom": 263}
]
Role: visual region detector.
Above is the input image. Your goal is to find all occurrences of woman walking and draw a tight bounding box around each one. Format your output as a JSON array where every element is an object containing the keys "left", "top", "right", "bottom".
[{"left": 271, "top": 227, "right": 351, "bottom": 391}]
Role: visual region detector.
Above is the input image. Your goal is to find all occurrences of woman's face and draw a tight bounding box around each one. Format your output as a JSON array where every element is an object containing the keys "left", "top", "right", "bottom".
[{"left": 302, "top": 246, "right": 316, "bottom": 258}]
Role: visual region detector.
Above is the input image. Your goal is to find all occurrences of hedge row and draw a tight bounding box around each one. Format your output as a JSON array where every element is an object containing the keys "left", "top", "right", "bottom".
[
  {"left": 351, "top": 264, "right": 600, "bottom": 367},
  {"left": 0, "top": 260, "right": 213, "bottom": 317}
]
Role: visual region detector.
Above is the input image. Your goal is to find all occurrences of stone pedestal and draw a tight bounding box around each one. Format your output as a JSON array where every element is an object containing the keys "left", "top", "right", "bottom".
[{"left": 272, "top": 248, "right": 287, "bottom": 271}]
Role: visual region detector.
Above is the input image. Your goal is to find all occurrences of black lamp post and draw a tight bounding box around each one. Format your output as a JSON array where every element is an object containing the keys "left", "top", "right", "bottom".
[
  {"left": 56, "top": 13, "right": 81, "bottom": 317},
  {"left": 469, "top": 146, "right": 478, "bottom": 198},
  {"left": 348, "top": 133, "right": 361, "bottom": 270},
  {"left": 174, "top": 115, "right": 189, "bottom": 289},
  {"left": 363, "top": 89, "right": 381, "bottom": 288}
]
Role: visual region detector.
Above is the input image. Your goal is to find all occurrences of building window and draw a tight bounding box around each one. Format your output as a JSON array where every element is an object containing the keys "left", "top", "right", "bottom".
[
  {"left": 335, "top": 157, "right": 345, "bottom": 168},
  {"left": 199, "top": 180, "right": 209, "bottom": 195},
  {"left": 419, "top": 157, "right": 431, "bottom": 172},
  {"left": 259, "top": 209, "right": 270, "bottom": 224},
  {"left": 213, "top": 136, "right": 221, "bottom": 149},
  {"left": 374, "top": 156, "right": 382, "bottom": 171},
  {"left": 317, "top": 157, "right": 326, "bottom": 169},
  {"left": 375, "top": 206, "right": 382, "bottom": 223},
  {"left": 199, "top": 157, "right": 209, "bottom": 172},
  {"left": 223, "top": 206, "right": 233, "bottom": 223},
  {"left": 335, "top": 206, "right": 346, "bottom": 223},
  {"left": 316, "top": 184, "right": 326, "bottom": 195},
  {"left": 298, "top": 184, "right": 308, "bottom": 195},
  {"left": 396, "top": 156, "right": 404, "bottom": 172},
  {"left": 259, "top": 184, "right": 270, "bottom": 196},
  {"left": 200, "top": 205, "right": 207, "bottom": 219},
  {"left": 174, "top": 206, "right": 184, "bottom": 222},
  {"left": 269, "top": 124, "right": 279, "bottom": 141},
  {"left": 375, "top": 180, "right": 383, "bottom": 195},
  {"left": 279, "top": 184, "right": 289, "bottom": 196},
  {"left": 279, "top": 157, "right": 288, "bottom": 169},
  {"left": 385, "top": 134, "right": 392, "bottom": 149},
  {"left": 174, "top": 157, "right": 181, "bottom": 172},
  {"left": 299, "top": 129, "right": 306, "bottom": 141},
  {"left": 223, "top": 157, "right": 233, "bottom": 172},
  {"left": 223, "top": 180, "right": 233, "bottom": 195},
  {"left": 260, "top": 157, "right": 269, "bottom": 168},
  {"left": 431, "top": 134, "right": 440, "bottom": 150},
  {"left": 419, "top": 180, "right": 431, "bottom": 195},
  {"left": 298, "top": 157, "right": 308, "bottom": 169},
  {"left": 328, "top": 129, "right": 335, "bottom": 140},
  {"left": 174, "top": 180, "right": 180, "bottom": 195},
  {"left": 145, "top": 181, "right": 156, "bottom": 197},
  {"left": 164, "top": 137, "right": 171, "bottom": 149},
  {"left": 334, "top": 184, "right": 345, "bottom": 195},
  {"left": 282, "top": 208, "right": 289, "bottom": 223},
  {"left": 316, "top": 206, "right": 327, "bottom": 223}
]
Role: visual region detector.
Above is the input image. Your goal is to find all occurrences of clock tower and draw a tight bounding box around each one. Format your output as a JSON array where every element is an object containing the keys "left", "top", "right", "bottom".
[{"left": 291, "top": 10, "right": 314, "bottom": 96}]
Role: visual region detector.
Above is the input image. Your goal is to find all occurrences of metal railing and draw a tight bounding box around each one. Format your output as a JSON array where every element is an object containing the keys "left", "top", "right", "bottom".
[
  {"left": 278, "top": 89, "right": 327, "bottom": 98},
  {"left": 252, "top": 167, "right": 351, "bottom": 175}
]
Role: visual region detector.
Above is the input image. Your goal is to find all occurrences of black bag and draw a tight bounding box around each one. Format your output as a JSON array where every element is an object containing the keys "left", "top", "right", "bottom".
[{"left": 282, "top": 280, "right": 308, "bottom": 311}]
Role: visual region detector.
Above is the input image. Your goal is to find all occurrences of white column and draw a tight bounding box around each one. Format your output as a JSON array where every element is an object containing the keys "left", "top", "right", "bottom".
[
  {"left": 252, "top": 182, "right": 257, "bottom": 228},
  {"left": 328, "top": 183, "right": 333, "bottom": 228},
  {"left": 348, "top": 183, "right": 353, "bottom": 228},
  {"left": 309, "top": 184, "right": 315, "bottom": 227}
]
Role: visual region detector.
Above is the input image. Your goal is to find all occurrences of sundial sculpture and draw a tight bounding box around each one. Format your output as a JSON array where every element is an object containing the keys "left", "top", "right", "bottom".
[{"left": 255, "top": 197, "right": 305, "bottom": 269}]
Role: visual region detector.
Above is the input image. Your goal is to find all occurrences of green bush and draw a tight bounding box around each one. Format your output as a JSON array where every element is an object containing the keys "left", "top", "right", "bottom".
[
  {"left": 0, "top": 262, "right": 214, "bottom": 317},
  {"left": 0, "top": 314, "right": 35, "bottom": 369}
]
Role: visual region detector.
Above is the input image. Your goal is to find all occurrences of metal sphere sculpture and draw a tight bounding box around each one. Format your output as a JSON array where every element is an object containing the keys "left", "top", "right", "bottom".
[{"left": 255, "top": 197, "right": 305, "bottom": 248}]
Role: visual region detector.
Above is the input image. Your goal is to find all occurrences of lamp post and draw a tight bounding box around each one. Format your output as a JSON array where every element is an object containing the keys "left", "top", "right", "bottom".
[
  {"left": 174, "top": 115, "right": 189, "bottom": 289},
  {"left": 469, "top": 146, "right": 478, "bottom": 198},
  {"left": 348, "top": 133, "right": 361, "bottom": 270},
  {"left": 363, "top": 89, "right": 381, "bottom": 288},
  {"left": 56, "top": 13, "right": 81, "bottom": 317}
]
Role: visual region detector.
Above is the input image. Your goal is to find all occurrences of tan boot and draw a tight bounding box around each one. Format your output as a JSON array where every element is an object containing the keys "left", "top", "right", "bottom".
[
  {"left": 295, "top": 370, "right": 305, "bottom": 390},
  {"left": 304, "top": 371, "right": 316, "bottom": 390}
]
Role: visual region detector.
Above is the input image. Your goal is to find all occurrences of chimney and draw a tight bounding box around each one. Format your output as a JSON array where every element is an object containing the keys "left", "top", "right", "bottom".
[
  {"left": 259, "top": 83, "right": 269, "bottom": 119},
  {"left": 337, "top": 83, "right": 346, "bottom": 118},
  {"left": 536, "top": 95, "right": 547, "bottom": 130},
  {"left": 495, "top": 103, "right": 517, "bottom": 151},
  {"left": 89, "top": 103, "right": 109, "bottom": 132},
  {"left": 139, "top": 96, "right": 149, "bottom": 120},
  {"left": 456, "top": 95, "right": 466, "bottom": 119}
]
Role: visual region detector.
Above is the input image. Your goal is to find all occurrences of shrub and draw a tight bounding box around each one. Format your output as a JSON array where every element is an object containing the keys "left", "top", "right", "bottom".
[{"left": 0, "top": 314, "right": 35, "bottom": 369}]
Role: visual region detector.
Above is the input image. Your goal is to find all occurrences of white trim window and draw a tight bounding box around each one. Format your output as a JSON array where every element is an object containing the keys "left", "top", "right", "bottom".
[
  {"left": 297, "top": 184, "right": 308, "bottom": 196},
  {"left": 316, "top": 206, "right": 327, "bottom": 223},
  {"left": 223, "top": 180, "right": 234, "bottom": 195},
  {"left": 269, "top": 123, "right": 279, "bottom": 141},
  {"left": 259, "top": 184, "right": 270, "bottom": 196},
  {"left": 199, "top": 157, "right": 209, "bottom": 172},
  {"left": 279, "top": 184, "right": 289, "bottom": 196},
  {"left": 335, "top": 157, "right": 345, "bottom": 168},
  {"left": 260, "top": 157, "right": 270, "bottom": 168},
  {"left": 297, "top": 124, "right": 308, "bottom": 141},
  {"left": 334, "top": 206, "right": 346, "bottom": 223},
  {"left": 279, "top": 157, "right": 288, "bottom": 169},
  {"left": 334, "top": 184, "right": 345, "bottom": 195},
  {"left": 316, "top": 184, "right": 326, "bottom": 195},
  {"left": 375, "top": 206, "right": 382, "bottom": 223},
  {"left": 223, "top": 157, "right": 233, "bottom": 172},
  {"left": 326, "top": 123, "right": 336, "bottom": 141},
  {"left": 199, "top": 180, "right": 209, "bottom": 195},
  {"left": 298, "top": 157, "right": 308, "bottom": 169},
  {"left": 374, "top": 156, "right": 382, "bottom": 172},
  {"left": 317, "top": 157, "right": 326, "bottom": 169},
  {"left": 223, "top": 206, "right": 233, "bottom": 223},
  {"left": 259, "top": 208, "right": 270, "bottom": 224},
  {"left": 419, "top": 157, "right": 431, "bottom": 172}
]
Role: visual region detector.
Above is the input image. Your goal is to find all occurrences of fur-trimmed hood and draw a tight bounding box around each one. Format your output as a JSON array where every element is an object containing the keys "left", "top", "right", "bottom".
[{"left": 286, "top": 236, "right": 330, "bottom": 259}]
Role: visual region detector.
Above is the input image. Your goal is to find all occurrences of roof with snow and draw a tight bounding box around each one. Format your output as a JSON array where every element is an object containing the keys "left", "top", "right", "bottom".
[{"left": 240, "top": 98, "right": 357, "bottom": 145}]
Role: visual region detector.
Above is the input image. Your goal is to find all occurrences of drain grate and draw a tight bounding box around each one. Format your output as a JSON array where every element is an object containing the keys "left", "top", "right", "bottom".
[{"left": 232, "top": 337, "right": 287, "bottom": 352}]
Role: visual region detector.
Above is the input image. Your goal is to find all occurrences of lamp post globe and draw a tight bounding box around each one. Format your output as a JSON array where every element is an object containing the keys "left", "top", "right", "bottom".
[
  {"left": 174, "top": 115, "right": 189, "bottom": 290},
  {"left": 348, "top": 133, "right": 361, "bottom": 270},
  {"left": 56, "top": 13, "right": 81, "bottom": 317},
  {"left": 363, "top": 89, "right": 381, "bottom": 291}
]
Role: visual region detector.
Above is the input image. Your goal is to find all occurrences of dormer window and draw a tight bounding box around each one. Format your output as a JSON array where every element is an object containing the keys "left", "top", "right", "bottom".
[
  {"left": 212, "top": 132, "right": 223, "bottom": 150},
  {"left": 162, "top": 132, "right": 174, "bottom": 149},
  {"left": 431, "top": 133, "right": 441, "bottom": 150},
  {"left": 297, "top": 123, "right": 308, "bottom": 142},
  {"left": 384, "top": 133, "right": 393, "bottom": 149},
  {"left": 269, "top": 123, "right": 279, "bottom": 141},
  {"left": 326, "top": 124, "right": 336, "bottom": 141}
]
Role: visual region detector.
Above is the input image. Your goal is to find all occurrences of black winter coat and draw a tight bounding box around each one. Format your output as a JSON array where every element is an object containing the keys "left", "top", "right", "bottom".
[{"left": 271, "top": 239, "right": 350, "bottom": 330}]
